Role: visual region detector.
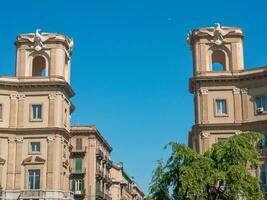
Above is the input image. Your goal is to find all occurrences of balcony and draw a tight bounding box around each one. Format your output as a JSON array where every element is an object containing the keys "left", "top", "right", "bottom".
[
  {"left": 0, "top": 189, "right": 5, "bottom": 199},
  {"left": 96, "top": 149, "right": 104, "bottom": 160},
  {"left": 73, "top": 189, "right": 86, "bottom": 197},
  {"left": 71, "top": 146, "right": 87, "bottom": 156},
  {"left": 106, "top": 159, "right": 112, "bottom": 169},
  {"left": 70, "top": 168, "right": 86, "bottom": 177},
  {"left": 96, "top": 189, "right": 104, "bottom": 200},
  {"left": 20, "top": 190, "right": 45, "bottom": 199},
  {"left": 96, "top": 168, "right": 104, "bottom": 180}
]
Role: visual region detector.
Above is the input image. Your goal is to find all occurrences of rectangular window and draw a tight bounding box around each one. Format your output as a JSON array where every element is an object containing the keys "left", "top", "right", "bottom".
[
  {"left": 28, "top": 169, "right": 40, "bottom": 189},
  {"left": 215, "top": 99, "right": 227, "bottom": 115},
  {"left": 30, "top": 142, "right": 40, "bottom": 152},
  {"left": 256, "top": 96, "right": 266, "bottom": 111},
  {"left": 76, "top": 138, "right": 83, "bottom": 150},
  {"left": 71, "top": 179, "right": 84, "bottom": 193},
  {"left": 0, "top": 104, "right": 3, "bottom": 120},
  {"left": 32, "top": 105, "right": 42, "bottom": 120},
  {"left": 75, "top": 158, "right": 83, "bottom": 173}
]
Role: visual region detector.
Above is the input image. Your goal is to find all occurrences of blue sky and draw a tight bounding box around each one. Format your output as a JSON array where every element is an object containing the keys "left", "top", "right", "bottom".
[{"left": 1, "top": 0, "right": 267, "bottom": 194}]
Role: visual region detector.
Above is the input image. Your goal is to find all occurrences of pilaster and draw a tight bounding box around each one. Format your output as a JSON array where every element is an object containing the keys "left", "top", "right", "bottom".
[
  {"left": 233, "top": 88, "right": 242, "bottom": 123},
  {"left": 17, "top": 95, "right": 25, "bottom": 128},
  {"left": 6, "top": 137, "right": 16, "bottom": 189},
  {"left": 48, "top": 95, "right": 56, "bottom": 127},
  {"left": 241, "top": 88, "right": 248, "bottom": 121},
  {"left": 199, "top": 89, "right": 209, "bottom": 124},
  {"left": 14, "top": 137, "right": 23, "bottom": 189},
  {"left": 9, "top": 94, "right": 17, "bottom": 128}
]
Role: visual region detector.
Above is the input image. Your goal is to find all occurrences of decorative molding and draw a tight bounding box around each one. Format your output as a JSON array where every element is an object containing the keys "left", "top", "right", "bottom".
[
  {"left": 47, "top": 136, "right": 55, "bottom": 142},
  {"left": 10, "top": 94, "right": 17, "bottom": 100},
  {"left": 17, "top": 29, "right": 56, "bottom": 51},
  {"left": 48, "top": 94, "right": 56, "bottom": 100},
  {"left": 15, "top": 137, "right": 23, "bottom": 143},
  {"left": 241, "top": 88, "right": 248, "bottom": 94},
  {"left": 8, "top": 137, "right": 16, "bottom": 143},
  {"left": 199, "top": 88, "right": 208, "bottom": 95},
  {"left": 232, "top": 88, "right": 240, "bottom": 95},
  {"left": 201, "top": 132, "right": 210, "bottom": 138},
  {"left": 18, "top": 94, "right": 25, "bottom": 101}
]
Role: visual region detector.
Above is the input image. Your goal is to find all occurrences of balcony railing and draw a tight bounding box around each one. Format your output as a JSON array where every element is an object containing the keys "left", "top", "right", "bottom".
[
  {"left": 0, "top": 189, "right": 5, "bottom": 199},
  {"left": 96, "top": 189, "right": 104, "bottom": 199},
  {"left": 73, "top": 189, "right": 86, "bottom": 196},
  {"left": 96, "top": 168, "right": 104, "bottom": 179},
  {"left": 20, "top": 190, "right": 45, "bottom": 199},
  {"left": 70, "top": 168, "right": 86, "bottom": 175},
  {"left": 96, "top": 149, "right": 104, "bottom": 160},
  {"left": 71, "top": 147, "right": 87, "bottom": 156},
  {"left": 106, "top": 159, "right": 112, "bottom": 169}
]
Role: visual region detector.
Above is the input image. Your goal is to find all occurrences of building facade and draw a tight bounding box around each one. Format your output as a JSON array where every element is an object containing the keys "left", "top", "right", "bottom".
[
  {"left": 110, "top": 163, "right": 144, "bottom": 200},
  {"left": 0, "top": 30, "right": 145, "bottom": 200},
  {"left": 187, "top": 24, "right": 267, "bottom": 192}
]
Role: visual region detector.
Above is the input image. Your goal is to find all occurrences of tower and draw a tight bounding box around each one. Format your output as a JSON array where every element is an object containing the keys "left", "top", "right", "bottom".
[
  {"left": 187, "top": 24, "right": 267, "bottom": 156},
  {"left": 0, "top": 29, "right": 75, "bottom": 199},
  {"left": 187, "top": 23, "right": 244, "bottom": 75}
]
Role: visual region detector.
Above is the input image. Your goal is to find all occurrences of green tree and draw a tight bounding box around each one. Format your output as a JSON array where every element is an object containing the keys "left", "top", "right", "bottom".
[{"left": 149, "top": 132, "right": 264, "bottom": 200}]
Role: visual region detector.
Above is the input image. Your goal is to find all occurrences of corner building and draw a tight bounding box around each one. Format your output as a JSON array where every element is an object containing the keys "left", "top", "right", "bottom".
[
  {"left": 187, "top": 24, "right": 267, "bottom": 193},
  {"left": 0, "top": 30, "right": 145, "bottom": 200}
]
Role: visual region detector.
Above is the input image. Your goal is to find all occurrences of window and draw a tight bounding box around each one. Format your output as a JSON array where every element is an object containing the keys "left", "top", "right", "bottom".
[
  {"left": 71, "top": 179, "right": 84, "bottom": 193},
  {"left": 32, "top": 105, "right": 42, "bottom": 120},
  {"left": 215, "top": 99, "right": 227, "bottom": 115},
  {"left": 211, "top": 50, "right": 226, "bottom": 71},
  {"left": 261, "top": 164, "right": 267, "bottom": 188},
  {"left": 256, "top": 96, "right": 266, "bottom": 111},
  {"left": 28, "top": 169, "right": 40, "bottom": 189},
  {"left": 0, "top": 104, "right": 3, "bottom": 120},
  {"left": 75, "top": 158, "right": 83, "bottom": 173},
  {"left": 32, "top": 56, "right": 46, "bottom": 77},
  {"left": 30, "top": 142, "right": 40, "bottom": 152},
  {"left": 76, "top": 138, "right": 83, "bottom": 150}
]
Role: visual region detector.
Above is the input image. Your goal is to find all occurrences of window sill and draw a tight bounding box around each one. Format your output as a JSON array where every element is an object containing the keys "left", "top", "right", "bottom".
[
  {"left": 214, "top": 114, "right": 228, "bottom": 118},
  {"left": 30, "top": 119, "right": 43, "bottom": 122},
  {"left": 255, "top": 111, "right": 267, "bottom": 115},
  {"left": 28, "top": 151, "right": 41, "bottom": 155}
]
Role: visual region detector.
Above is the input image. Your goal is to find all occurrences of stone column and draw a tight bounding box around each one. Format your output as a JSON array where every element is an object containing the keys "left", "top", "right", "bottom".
[
  {"left": 201, "top": 132, "right": 210, "bottom": 153},
  {"left": 14, "top": 137, "right": 23, "bottom": 189},
  {"left": 46, "top": 136, "right": 55, "bottom": 189},
  {"left": 9, "top": 94, "right": 17, "bottom": 128},
  {"left": 48, "top": 95, "right": 56, "bottom": 127},
  {"left": 6, "top": 137, "right": 16, "bottom": 189},
  {"left": 241, "top": 88, "right": 249, "bottom": 121},
  {"left": 233, "top": 88, "right": 242, "bottom": 123},
  {"left": 199, "top": 89, "right": 209, "bottom": 124},
  {"left": 0, "top": 140, "right": 3, "bottom": 187},
  {"left": 17, "top": 95, "right": 25, "bottom": 128}
]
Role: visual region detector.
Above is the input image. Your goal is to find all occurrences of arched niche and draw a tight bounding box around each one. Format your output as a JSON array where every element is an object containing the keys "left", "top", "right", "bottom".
[{"left": 29, "top": 52, "right": 50, "bottom": 77}]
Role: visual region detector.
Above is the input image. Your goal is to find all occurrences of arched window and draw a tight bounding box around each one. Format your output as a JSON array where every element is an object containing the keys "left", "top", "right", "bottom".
[
  {"left": 211, "top": 50, "right": 226, "bottom": 71},
  {"left": 32, "top": 56, "right": 46, "bottom": 76}
]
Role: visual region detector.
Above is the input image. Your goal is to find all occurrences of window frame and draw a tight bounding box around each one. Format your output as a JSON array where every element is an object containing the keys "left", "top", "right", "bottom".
[
  {"left": 214, "top": 99, "right": 228, "bottom": 117},
  {"left": 255, "top": 95, "right": 267, "bottom": 114},
  {"left": 28, "top": 169, "right": 41, "bottom": 190},
  {"left": 0, "top": 103, "right": 3, "bottom": 121},
  {"left": 29, "top": 141, "right": 41, "bottom": 154},
  {"left": 30, "top": 104, "right": 43, "bottom": 121}
]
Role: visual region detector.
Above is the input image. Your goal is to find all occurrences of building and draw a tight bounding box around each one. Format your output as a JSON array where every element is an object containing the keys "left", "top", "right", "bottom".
[
  {"left": 110, "top": 163, "right": 145, "bottom": 200},
  {"left": 187, "top": 24, "right": 267, "bottom": 192},
  {"left": 0, "top": 30, "right": 145, "bottom": 200},
  {"left": 70, "top": 126, "right": 113, "bottom": 200}
]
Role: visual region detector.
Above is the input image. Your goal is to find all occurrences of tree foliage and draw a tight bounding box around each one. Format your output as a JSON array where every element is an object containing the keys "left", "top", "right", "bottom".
[{"left": 148, "top": 132, "right": 264, "bottom": 200}]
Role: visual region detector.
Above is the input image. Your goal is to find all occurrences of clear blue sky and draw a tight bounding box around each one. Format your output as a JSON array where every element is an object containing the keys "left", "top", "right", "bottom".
[{"left": 0, "top": 0, "right": 267, "bottom": 194}]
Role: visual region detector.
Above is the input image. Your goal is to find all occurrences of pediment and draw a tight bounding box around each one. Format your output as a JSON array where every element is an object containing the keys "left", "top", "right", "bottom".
[{"left": 22, "top": 156, "right": 45, "bottom": 165}]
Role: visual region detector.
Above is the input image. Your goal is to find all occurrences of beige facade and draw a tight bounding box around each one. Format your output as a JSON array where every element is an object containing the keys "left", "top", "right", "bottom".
[
  {"left": 109, "top": 164, "right": 144, "bottom": 200},
  {"left": 0, "top": 30, "right": 145, "bottom": 200},
  {"left": 187, "top": 24, "right": 267, "bottom": 192}
]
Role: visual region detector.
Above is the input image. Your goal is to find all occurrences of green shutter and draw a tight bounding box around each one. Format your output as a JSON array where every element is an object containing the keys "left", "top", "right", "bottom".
[{"left": 75, "top": 158, "right": 82, "bottom": 173}]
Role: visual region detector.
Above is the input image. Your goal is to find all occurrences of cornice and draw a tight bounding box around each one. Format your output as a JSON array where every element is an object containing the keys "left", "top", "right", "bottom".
[
  {"left": 0, "top": 78, "right": 75, "bottom": 98},
  {"left": 189, "top": 67, "right": 267, "bottom": 93}
]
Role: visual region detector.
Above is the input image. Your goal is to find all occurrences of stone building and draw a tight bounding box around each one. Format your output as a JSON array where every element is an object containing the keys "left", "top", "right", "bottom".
[
  {"left": 0, "top": 30, "right": 145, "bottom": 200},
  {"left": 109, "top": 163, "right": 145, "bottom": 200},
  {"left": 187, "top": 24, "right": 267, "bottom": 193}
]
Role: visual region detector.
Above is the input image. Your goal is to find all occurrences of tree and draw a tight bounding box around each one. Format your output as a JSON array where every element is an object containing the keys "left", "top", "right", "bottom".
[{"left": 149, "top": 132, "right": 264, "bottom": 200}]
